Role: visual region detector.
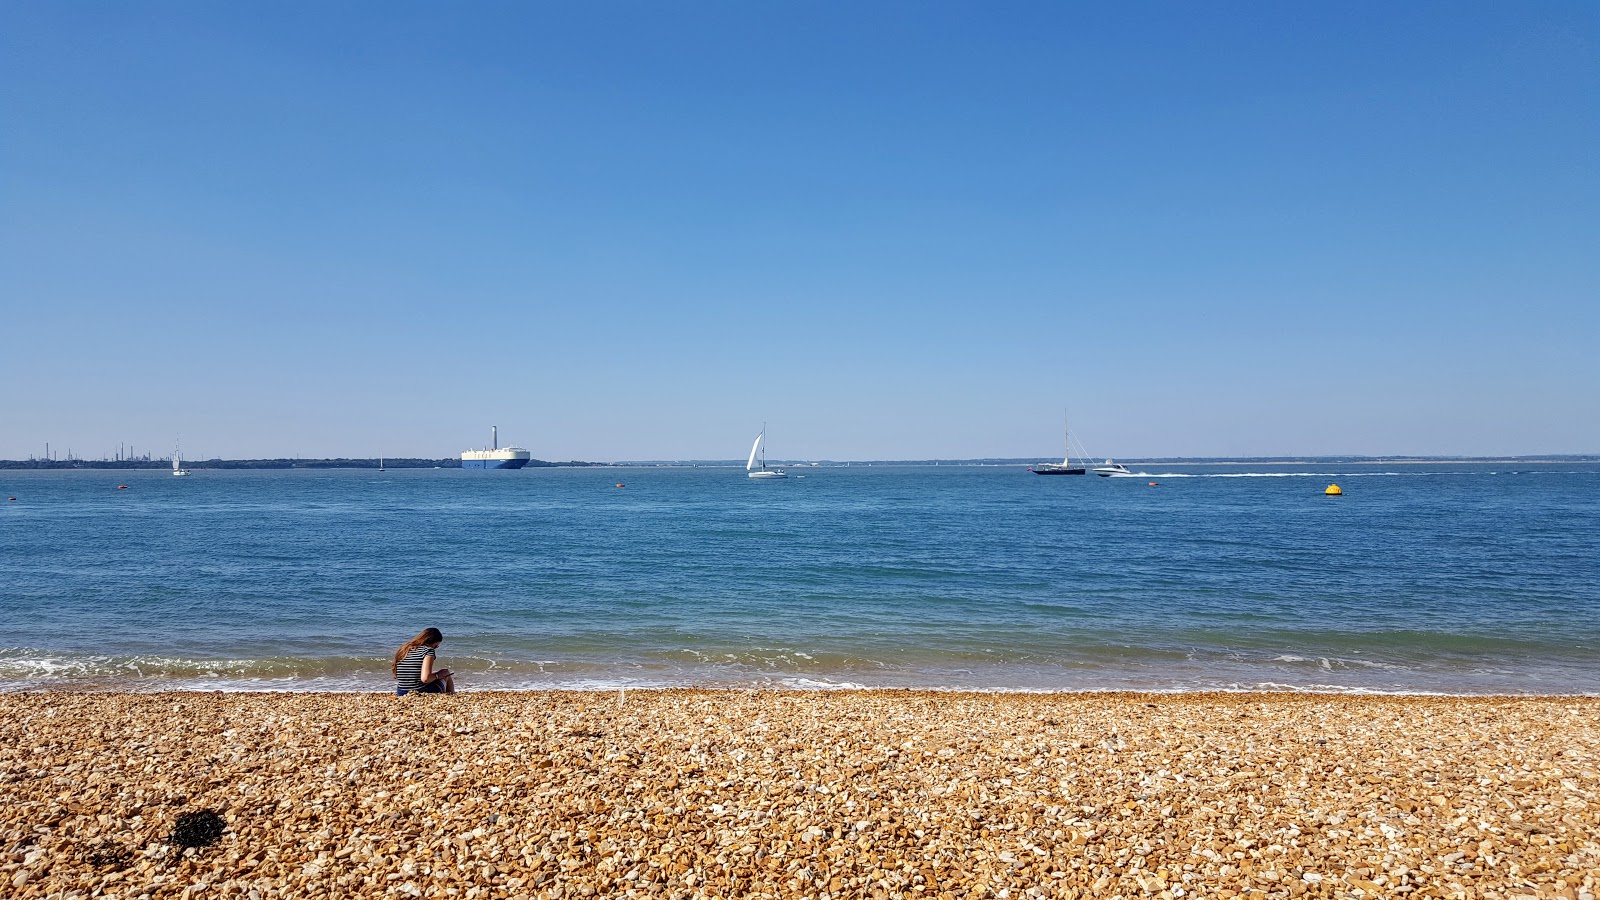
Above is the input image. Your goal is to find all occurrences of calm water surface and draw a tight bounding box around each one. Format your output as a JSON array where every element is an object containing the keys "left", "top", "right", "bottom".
[{"left": 2, "top": 463, "right": 1596, "bottom": 693}]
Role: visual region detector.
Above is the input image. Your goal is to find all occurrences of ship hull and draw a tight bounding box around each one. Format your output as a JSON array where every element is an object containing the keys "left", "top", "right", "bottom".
[
  {"left": 462, "top": 458, "right": 529, "bottom": 470},
  {"left": 1031, "top": 466, "right": 1085, "bottom": 475}
]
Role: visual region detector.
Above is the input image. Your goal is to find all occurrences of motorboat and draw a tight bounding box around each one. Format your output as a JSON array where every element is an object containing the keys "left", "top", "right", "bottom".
[{"left": 1091, "top": 460, "right": 1132, "bottom": 477}]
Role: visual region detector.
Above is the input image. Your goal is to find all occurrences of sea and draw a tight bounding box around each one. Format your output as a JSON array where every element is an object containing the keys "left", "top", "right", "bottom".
[{"left": 2, "top": 462, "right": 1597, "bottom": 695}]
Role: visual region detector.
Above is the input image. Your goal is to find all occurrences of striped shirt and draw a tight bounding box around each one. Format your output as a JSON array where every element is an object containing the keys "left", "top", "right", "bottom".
[{"left": 395, "top": 646, "right": 435, "bottom": 692}]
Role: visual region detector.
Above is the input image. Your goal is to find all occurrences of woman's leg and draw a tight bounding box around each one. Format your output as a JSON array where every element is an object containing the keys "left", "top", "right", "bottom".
[{"left": 443, "top": 674, "right": 456, "bottom": 694}]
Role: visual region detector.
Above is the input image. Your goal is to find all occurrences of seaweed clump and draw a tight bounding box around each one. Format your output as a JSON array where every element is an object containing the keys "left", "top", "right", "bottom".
[{"left": 169, "top": 810, "right": 225, "bottom": 849}]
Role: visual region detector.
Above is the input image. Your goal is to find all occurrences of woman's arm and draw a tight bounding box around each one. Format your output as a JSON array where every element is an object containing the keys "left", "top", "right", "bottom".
[{"left": 420, "top": 654, "right": 452, "bottom": 684}]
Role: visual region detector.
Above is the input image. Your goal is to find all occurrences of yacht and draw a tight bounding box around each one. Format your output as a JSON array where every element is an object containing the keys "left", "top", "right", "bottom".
[{"left": 1030, "top": 414, "right": 1086, "bottom": 475}]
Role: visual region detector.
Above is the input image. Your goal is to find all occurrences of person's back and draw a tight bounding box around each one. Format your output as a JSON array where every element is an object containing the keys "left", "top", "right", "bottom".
[
  {"left": 394, "top": 644, "right": 434, "bottom": 693},
  {"left": 392, "top": 627, "right": 455, "bottom": 696}
]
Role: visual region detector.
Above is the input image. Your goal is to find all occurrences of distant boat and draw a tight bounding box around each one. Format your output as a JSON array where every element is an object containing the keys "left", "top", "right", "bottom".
[
  {"left": 172, "top": 446, "right": 190, "bottom": 477},
  {"left": 378, "top": 457, "right": 385, "bottom": 472},
  {"left": 747, "top": 426, "right": 787, "bottom": 479},
  {"left": 1031, "top": 414, "right": 1086, "bottom": 476},
  {"left": 1092, "top": 460, "right": 1133, "bottom": 477}
]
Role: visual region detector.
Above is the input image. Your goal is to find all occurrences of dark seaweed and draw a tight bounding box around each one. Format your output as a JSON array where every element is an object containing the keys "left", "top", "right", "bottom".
[{"left": 169, "top": 810, "right": 225, "bottom": 849}]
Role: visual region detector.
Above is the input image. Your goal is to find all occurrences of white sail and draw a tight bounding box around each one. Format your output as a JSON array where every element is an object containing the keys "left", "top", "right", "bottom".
[
  {"left": 746, "top": 432, "right": 763, "bottom": 471},
  {"left": 172, "top": 451, "right": 180, "bottom": 472}
]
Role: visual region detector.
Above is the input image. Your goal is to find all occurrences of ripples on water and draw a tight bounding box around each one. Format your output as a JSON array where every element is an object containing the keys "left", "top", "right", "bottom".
[{"left": 2, "top": 464, "right": 1597, "bottom": 694}]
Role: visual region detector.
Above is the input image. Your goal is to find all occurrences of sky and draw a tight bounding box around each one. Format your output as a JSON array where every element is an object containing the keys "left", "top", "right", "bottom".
[{"left": 2, "top": 1, "right": 1596, "bottom": 461}]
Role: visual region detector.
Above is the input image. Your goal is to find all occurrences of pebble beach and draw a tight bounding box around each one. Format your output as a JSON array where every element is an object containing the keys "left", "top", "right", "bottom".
[{"left": 4, "top": 691, "right": 1597, "bottom": 899}]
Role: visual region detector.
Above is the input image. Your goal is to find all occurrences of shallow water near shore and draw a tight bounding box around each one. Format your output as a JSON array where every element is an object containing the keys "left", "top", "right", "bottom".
[{"left": 2, "top": 462, "right": 1597, "bottom": 693}]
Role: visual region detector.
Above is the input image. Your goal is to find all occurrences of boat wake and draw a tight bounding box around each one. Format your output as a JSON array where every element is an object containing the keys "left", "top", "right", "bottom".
[{"left": 1123, "top": 471, "right": 1489, "bottom": 478}]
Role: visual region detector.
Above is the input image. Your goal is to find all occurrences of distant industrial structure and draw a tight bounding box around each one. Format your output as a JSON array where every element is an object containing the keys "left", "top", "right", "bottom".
[{"left": 28, "top": 442, "right": 154, "bottom": 464}]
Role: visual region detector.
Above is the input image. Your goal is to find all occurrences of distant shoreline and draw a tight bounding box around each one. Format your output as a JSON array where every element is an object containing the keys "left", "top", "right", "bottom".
[
  {"left": 1107, "top": 457, "right": 1600, "bottom": 466},
  {"left": 611, "top": 456, "right": 1600, "bottom": 467},
  {"left": 3, "top": 455, "right": 1595, "bottom": 470},
  {"left": 0, "top": 458, "right": 606, "bottom": 470}
]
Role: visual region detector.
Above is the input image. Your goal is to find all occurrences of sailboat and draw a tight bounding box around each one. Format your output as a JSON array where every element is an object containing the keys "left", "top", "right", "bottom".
[
  {"left": 746, "top": 426, "right": 787, "bottom": 479},
  {"left": 171, "top": 446, "right": 190, "bottom": 477},
  {"left": 378, "top": 457, "right": 385, "bottom": 472},
  {"left": 1030, "top": 414, "right": 1085, "bottom": 475}
]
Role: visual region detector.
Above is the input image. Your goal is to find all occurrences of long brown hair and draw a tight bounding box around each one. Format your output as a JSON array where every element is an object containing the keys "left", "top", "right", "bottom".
[{"left": 392, "top": 627, "right": 443, "bottom": 677}]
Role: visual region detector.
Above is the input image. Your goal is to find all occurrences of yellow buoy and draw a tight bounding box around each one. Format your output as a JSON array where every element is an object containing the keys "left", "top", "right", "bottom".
[{"left": 1325, "top": 484, "right": 1342, "bottom": 496}]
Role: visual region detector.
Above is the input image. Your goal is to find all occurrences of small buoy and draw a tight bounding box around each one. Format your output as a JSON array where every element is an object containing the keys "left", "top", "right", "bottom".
[
  {"left": 615, "top": 483, "right": 625, "bottom": 488},
  {"left": 117, "top": 485, "right": 128, "bottom": 490},
  {"left": 1325, "top": 484, "right": 1342, "bottom": 496},
  {"left": 1148, "top": 481, "right": 1158, "bottom": 486},
  {"left": 6, "top": 497, "right": 15, "bottom": 501}
]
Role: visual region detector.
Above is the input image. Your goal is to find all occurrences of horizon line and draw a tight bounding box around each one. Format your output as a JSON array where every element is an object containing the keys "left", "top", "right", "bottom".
[{"left": 5, "top": 453, "right": 1598, "bottom": 468}]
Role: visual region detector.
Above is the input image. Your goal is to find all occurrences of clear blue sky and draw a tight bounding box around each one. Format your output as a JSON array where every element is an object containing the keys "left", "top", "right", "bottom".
[{"left": 3, "top": 1, "right": 1596, "bottom": 460}]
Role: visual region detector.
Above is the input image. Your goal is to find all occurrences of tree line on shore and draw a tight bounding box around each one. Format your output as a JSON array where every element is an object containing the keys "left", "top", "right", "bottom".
[{"left": 0, "top": 458, "right": 605, "bottom": 470}]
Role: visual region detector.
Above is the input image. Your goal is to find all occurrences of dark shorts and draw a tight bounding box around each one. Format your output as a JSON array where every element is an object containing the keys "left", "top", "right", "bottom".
[{"left": 396, "top": 680, "right": 446, "bottom": 697}]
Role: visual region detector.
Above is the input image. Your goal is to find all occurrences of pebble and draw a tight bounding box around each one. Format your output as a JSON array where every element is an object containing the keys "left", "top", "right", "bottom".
[{"left": 0, "top": 691, "right": 1596, "bottom": 898}]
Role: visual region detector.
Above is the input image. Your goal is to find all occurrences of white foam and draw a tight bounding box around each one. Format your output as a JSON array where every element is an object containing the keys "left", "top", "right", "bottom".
[
  {"left": 1127, "top": 471, "right": 1425, "bottom": 479},
  {"left": 775, "top": 677, "right": 868, "bottom": 690}
]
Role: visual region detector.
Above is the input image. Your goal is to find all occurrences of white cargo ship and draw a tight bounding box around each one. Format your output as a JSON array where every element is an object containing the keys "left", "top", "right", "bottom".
[{"left": 461, "top": 426, "right": 532, "bottom": 470}]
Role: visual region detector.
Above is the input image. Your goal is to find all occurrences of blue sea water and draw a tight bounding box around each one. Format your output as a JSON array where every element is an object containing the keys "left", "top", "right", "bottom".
[{"left": 1, "top": 463, "right": 1597, "bottom": 694}]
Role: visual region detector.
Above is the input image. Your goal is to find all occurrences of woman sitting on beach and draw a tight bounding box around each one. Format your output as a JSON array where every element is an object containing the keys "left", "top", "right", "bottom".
[{"left": 393, "top": 627, "right": 455, "bottom": 696}]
